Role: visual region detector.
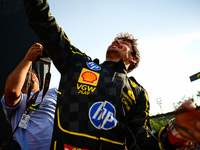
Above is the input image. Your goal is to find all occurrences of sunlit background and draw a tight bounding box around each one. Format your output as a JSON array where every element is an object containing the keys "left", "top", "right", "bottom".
[{"left": 47, "top": 0, "right": 200, "bottom": 115}]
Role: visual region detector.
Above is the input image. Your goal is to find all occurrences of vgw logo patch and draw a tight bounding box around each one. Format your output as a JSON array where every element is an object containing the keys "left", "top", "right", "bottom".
[
  {"left": 77, "top": 68, "right": 100, "bottom": 95},
  {"left": 89, "top": 101, "right": 117, "bottom": 130}
]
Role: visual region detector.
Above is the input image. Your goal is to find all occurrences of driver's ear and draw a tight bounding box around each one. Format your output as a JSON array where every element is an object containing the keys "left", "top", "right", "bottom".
[{"left": 130, "top": 56, "right": 137, "bottom": 64}]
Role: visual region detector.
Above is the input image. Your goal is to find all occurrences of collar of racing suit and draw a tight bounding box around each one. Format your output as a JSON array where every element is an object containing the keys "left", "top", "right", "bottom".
[{"left": 101, "top": 59, "right": 128, "bottom": 74}]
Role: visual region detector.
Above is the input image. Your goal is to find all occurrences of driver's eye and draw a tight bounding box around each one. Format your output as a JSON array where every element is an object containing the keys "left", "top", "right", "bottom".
[{"left": 121, "top": 41, "right": 128, "bottom": 45}]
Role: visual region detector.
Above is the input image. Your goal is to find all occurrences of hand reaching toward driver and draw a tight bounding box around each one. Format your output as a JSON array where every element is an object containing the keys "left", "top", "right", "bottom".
[{"left": 175, "top": 100, "right": 200, "bottom": 142}]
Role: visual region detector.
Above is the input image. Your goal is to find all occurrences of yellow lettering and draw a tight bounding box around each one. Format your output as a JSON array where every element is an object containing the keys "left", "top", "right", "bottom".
[
  {"left": 77, "top": 83, "right": 96, "bottom": 94},
  {"left": 87, "top": 86, "right": 96, "bottom": 92},
  {"left": 128, "top": 90, "right": 135, "bottom": 101},
  {"left": 81, "top": 85, "right": 87, "bottom": 90},
  {"left": 121, "top": 98, "right": 130, "bottom": 111},
  {"left": 78, "top": 90, "right": 90, "bottom": 95},
  {"left": 77, "top": 83, "right": 82, "bottom": 90},
  {"left": 122, "top": 92, "right": 133, "bottom": 105},
  {"left": 72, "top": 148, "right": 82, "bottom": 150},
  {"left": 78, "top": 90, "right": 82, "bottom": 94},
  {"left": 130, "top": 80, "right": 137, "bottom": 88}
]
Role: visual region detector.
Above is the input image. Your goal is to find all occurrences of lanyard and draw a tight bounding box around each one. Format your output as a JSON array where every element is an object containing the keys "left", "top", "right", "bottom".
[{"left": 26, "top": 63, "right": 51, "bottom": 112}]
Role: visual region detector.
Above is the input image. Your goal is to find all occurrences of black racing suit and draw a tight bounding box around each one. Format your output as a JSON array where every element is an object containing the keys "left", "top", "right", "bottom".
[{"left": 23, "top": 0, "right": 178, "bottom": 149}]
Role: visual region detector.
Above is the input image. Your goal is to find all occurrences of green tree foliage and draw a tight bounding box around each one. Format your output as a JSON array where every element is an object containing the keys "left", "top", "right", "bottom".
[
  {"left": 150, "top": 120, "right": 160, "bottom": 132},
  {"left": 150, "top": 115, "right": 173, "bottom": 132},
  {"left": 173, "top": 91, "right": 200, "bottom": 109},
  {"left": 150, "top": 91, "right": 200, "bottom": 132}
]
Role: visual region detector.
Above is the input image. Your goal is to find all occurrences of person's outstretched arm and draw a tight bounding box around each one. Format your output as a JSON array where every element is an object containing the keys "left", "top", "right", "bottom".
[
  {"left": 23, "top": 0, "right": 86, "bottom": 73},
  {"left": 4, "top": 43, "right": 42, "bottom": 107}
]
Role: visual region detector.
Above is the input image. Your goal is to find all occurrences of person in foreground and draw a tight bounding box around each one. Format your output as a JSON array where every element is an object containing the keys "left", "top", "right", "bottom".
[
  {"left": 23, "top": 0, "right": 200, "bottom": 149},
  {"left": 1, "top": 43, "right": 58, "bottom": 150}
]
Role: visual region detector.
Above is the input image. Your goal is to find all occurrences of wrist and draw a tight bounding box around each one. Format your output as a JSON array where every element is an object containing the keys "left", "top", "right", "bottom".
[{"left": 167, "top": 118, "right": 186, "bottom": 146}]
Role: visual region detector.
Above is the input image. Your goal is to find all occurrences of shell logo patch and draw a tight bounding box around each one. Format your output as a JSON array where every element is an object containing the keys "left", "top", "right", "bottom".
[
  {"left": 78, "top": 68, "right": 100, "bottom": 86},
  {"left": 81, "top": 71, "right": 97, "bottom": 83},
  {"left": 89, "top": 101, "right": 117, "bottom": 130}
]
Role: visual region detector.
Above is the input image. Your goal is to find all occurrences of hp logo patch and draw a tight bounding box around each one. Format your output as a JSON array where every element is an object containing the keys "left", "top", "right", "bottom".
[
  {"left": 86, "top": 62, "right": 101, "bottom": 71},
  {"left": 89, "top": 101, "right": 117, "bottom": 130}
]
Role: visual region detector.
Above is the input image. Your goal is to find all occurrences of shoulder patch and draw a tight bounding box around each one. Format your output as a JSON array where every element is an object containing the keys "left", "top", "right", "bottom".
[{"left": 86, "top": 62, "right": 101, "bottom": 71}]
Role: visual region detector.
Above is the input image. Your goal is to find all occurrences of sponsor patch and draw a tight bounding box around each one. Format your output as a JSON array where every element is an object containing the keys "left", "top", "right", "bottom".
[
  {"left": 86, "top": 62, "right": 101, "bottom": 71},
  {"left": 130, "top": 80, "right": 137, "bottom": 88},
  {"left": 77, "top": 83, "right": 96, "bottom": 95},
  {"left": 89, "top": 101, "right": 117, "bottom": 130},
  {"left": 64, "top": 144, "right": 90, "bottom": 150},
  {"left": 128, "top": 90, "right": 135, "bottom": 101},
  {"left": 78, "top": 68, "right": 100, "bottom": 86}
]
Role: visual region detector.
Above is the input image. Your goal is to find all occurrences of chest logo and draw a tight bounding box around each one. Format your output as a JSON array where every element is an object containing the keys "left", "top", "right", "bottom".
[
  {"left": 130, "top": 80, "right": 137, "bottom": 88},
  {"left": 89, "top": 101, "right": 117, "bottom": 130},
  {"left": 128, "top": 90, "right": 135, "bottom": 101},
  {"left": 86, "top": 61, "right": 101, "bottom": 71},
  {"left": 78, "top": 68, "right": 100, "bottom": 86}
]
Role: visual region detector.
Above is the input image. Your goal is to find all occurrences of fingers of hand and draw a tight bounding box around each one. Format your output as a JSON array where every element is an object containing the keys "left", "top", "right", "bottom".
[
  {"left": 34, "top": 42, "right": 42, "bottom": 48},
  {"left": 29, "top": 48, "right": 43, "bottom": 57},
  {"left": 26, "top": 44, "right": 43, "bottom": 61},
  {"left": 192, "top": 121, "right": 200, "bottom": 142},
  {"left": 178, "top": 100, "right": 196, "bottom": 111},
  {"left": 32, "top": 44, "right": 43, "bottom": 51}
]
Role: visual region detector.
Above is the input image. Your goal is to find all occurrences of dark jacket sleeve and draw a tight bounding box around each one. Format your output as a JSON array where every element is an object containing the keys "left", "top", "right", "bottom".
[
  {"left": 23, "top": 0, "right": 87, "bottom": 73},
  {"left": 127, "top": 78, "right": 179, "bottom": 150}
]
